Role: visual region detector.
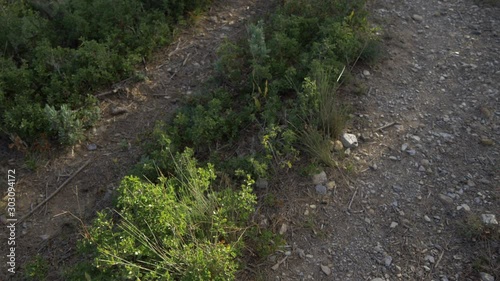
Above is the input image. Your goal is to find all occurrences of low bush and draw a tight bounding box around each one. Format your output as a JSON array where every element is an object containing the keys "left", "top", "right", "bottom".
[{"left": 82, "top": 149, "right": 256, "bottom": 280}]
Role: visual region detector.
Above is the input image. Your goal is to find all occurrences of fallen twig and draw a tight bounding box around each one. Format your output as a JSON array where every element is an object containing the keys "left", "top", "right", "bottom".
[
  {"left": 434, "top": 249, "right": 445, "bottom": 269},
  {"left": 375, "top": 122, "right": 399, "bottom": 132},
  {"left": 16, "top": 159, "right": 91, "bottom": 225},
  {"left": 348, "top": 187, "right": 358, "bottom": 210}
]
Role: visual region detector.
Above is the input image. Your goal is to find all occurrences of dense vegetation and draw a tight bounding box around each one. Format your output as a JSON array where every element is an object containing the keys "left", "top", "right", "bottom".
[
  {"left": 55, "top": 0, "right": 379, "bottom": 280},
  {"left": 18, "top": 0, "right": 379, "bottom": 279},
  {"left": 0, "top": 0, "right": 211, "bottom": 146}
]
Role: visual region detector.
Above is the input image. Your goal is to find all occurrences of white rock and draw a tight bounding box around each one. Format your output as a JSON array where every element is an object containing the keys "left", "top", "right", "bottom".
[
  {"left": 480, "top": 272, "right": 495, "bottom": 281},
  {"left": 481, "top": 214, "right": 498, "bottom": 225},
  {"left": 371, "top": 278, "right": 385, "bottom": 281},
  {"left": 390, "top": 221, "right": 399, "bottom": 228},
  {"left": 363, "top": 70, "right": 371, "bottom": 76},
  {"left": 341, "top": 133, "right": 359, "bottom": 148}
]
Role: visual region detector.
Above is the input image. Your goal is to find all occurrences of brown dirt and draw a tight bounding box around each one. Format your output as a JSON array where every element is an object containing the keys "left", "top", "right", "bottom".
[{"left": 1, "top": 0, "right": 499, "bottom": 280}]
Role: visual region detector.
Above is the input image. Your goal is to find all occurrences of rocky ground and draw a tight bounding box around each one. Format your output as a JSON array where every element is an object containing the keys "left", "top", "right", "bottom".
[
  {"left": 261, "top": 0, "right": 500, "bottom": 280},
  {"left": 1, "top": 0, "right": 499, "bottom": 280}
]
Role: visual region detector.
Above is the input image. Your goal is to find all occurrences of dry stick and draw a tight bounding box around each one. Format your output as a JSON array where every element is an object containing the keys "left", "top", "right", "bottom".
[
  {"left": 374, "top": 121, "right": 399, "bottom": 132},
  {"left": 347, "top": 187, "right": 358, "bottom": 210},
  {"left": 434, "top": 249, "right": 445, "bottom": 269},
  {"left": 16, "top": 159, "right": 91, "bottom": 225}
]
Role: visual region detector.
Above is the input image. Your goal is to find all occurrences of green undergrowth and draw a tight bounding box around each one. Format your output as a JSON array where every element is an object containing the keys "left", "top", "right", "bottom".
[
  {"left": 69, "top": 0, "right": 380, "bottom": 279},
  {"left": 0, "top": 0, "right": 212, "bottom": 146}
]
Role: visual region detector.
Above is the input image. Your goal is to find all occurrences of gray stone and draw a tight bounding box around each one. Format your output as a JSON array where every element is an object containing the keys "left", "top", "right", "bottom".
[
  {"left": 424, "top": 255, "right": 435, "bottom": 264},
  {"left": 480, "top": 272, "right": 495, "bottom": 281},
  {"left": 438, "top": 194, "right": 454, "bottom": 205},
  {"left": 390, "top": 221, "right": 398, "bottom": 228},
  {"left": 407, "top": 149, "right": 416, "bottom": 156},
  {"left": 371, "top": 278, "right": 385, "bottom": 281},
  {"left": 457, "top": 204, "right": 471, "bottom": 212},
  {"left": 321, "top": 264, "right": 332, "bottom": 276},
  {"left": 363, "top": 70, "right": 371, "bottom": 76},
  {"left": 412, "top": 14, "right": 424, "bottom": 22},
  {"left": 420, "top": 159, "right": 430, "bottom": 167},
  {"left": 341, "top": 133, "right": 358, "bottom": 148},
  {"left": 401, "top": 143, "right": 409, "bottom": 151},
  {"left": 312, "top": 171, "right": 328, "bottom": 185},
  {"left": 87, "top": 143, "right": 97, "bottom": 151},
  {"left": 481, "top": 214, "right": 498, "bottom": 225},
  {"left": 424, "top": 215, "right": 432, "bottom": 222},
  {"left": 384, "top": 255, "right": 393, "bottom": 267},
  {"left": 315, "top": 185, "right": 327, "bottom": 195}
]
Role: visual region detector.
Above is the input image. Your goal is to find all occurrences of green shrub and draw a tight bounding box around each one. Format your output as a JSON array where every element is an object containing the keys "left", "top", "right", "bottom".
[
  {"left": 84, "top": 149, "right": 256, "bottom": 280},
  {"left": 169, "top": 88, "right": 251, "bottom": 152},
  {"left": 0, "top": 0, "right": 212, "bottom": 146}
]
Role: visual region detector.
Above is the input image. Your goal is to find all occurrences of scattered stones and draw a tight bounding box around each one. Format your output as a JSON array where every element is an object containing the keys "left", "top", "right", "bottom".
[
  {"left": 480, "top": 272, "right": 495, "bottom": 281},
  {"left": 341, "top": 133, "right": 359, "bottom": 148},
  {"left": 315, "top": 184, "right": 327, "bottom": 195},
  {"left": 321, "top": 264, "right": 332, "bottom": 276},
  {"left": 481, "top": 214, "right": 498, "bottom": 225},
  {"left": 412, "top": 14, "right": 423, "bottom": 22},
  {"left": 312, "top": 171, "right": 328, "bottom": 185}
]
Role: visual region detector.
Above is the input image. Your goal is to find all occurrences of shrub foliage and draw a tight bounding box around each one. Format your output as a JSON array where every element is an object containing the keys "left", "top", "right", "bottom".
[
  {"left": 0, "top": 0, "right": 211, "bottom": 145},
  {"left": 69, "top": 0, "right": 378, "bottom": 279}
]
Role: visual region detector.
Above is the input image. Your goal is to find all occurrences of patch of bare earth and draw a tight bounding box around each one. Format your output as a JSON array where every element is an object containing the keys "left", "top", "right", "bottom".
[
  {"left": 259, "top": 0, "right": 499, "bottom": 280},
  {"left": 0, "top": 0, "right": 274, "bottom": 280}
]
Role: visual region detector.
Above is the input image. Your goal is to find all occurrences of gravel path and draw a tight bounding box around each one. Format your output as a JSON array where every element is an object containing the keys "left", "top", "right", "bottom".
[{"left": 266, "top": 0, "right": 499, "bottom": 280}]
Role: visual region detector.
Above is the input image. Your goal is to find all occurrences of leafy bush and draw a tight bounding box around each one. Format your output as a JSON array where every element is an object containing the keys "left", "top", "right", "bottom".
[
  {"left": 0, "top": 0, "right": 212, "bottom": 146},
  {"left": 84, "top": 149, "right": 256, "bottom": 280}
]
